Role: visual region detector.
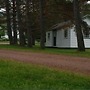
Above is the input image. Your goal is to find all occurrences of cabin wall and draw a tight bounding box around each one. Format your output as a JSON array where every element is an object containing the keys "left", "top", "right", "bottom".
[
  {"left": 46, "top": 28, "right": 90, "bottom": 48},
  {"left": 56, "top": 29, "right": 71, "bottom": 48},
  {"left": 46, "top": 29, "right": 71, "bottom": 48},
  {"left": 46, "top": 31, "right": 53, "bottom": 47},
  {"left": 70, "top": 27, "right": 90, "bottom": 48},
  {"left": 70, "top": 27, "right": 77, "bottom": 48},
  {"left": 83, "top": 17, "right": 90, "bottom": 48},
  {"left": 84, "top": 39, "right": 90, "bottom": 48}
]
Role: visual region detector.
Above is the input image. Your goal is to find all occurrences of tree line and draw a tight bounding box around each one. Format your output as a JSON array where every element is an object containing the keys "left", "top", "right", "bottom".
[{"left": 0, "top": 0, "right": 89, "bottom": 51}]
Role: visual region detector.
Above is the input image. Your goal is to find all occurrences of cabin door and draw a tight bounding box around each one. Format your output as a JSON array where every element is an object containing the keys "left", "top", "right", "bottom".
[{"left": 53, "top": 30, "right": 57, "bottom": 46}]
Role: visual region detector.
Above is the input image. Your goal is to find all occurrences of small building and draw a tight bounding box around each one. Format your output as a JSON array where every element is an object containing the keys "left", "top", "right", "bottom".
[{"left": 46, "top": 15, "right": 90, "bottom": 48}]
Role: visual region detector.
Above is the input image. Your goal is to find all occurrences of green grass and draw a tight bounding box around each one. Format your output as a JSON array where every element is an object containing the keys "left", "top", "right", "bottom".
[
  {"left": 0, "top": 59, "right": 90, "bottom": 90},
  {"left": 0, "top": 44, "right": 90, "bottom": 58}
]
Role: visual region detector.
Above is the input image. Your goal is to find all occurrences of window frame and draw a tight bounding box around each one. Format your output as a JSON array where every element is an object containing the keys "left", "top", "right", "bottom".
[{"left": 64, "top": 29, "right": 68, "bottom": 39}]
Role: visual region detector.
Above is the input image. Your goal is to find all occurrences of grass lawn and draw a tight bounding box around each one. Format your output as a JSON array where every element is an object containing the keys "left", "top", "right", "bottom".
[
  {"left": 0, "top": 59, "right": 90, "bottom": 90},
  {"left": 0, "top": 44, "right": 90, "bottom": 58}
]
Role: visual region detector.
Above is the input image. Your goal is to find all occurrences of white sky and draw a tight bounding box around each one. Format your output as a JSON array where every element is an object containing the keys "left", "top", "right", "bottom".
[
  {"left": 0, "top": 8, "right": 6, "bottom": 12},
  {"left": 87, "top": 1, "right": 90, "bottom": 4}
]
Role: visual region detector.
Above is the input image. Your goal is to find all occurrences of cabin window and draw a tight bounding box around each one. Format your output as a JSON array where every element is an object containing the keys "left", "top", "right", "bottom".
[
  {"left": 48, "top": 33, "right": 50, "bottom": 40},
  {"left": 84, "top": 34, "right": 89, "bottom": 38},
  {"left": 83, "top": 27, "right": 90, "bottom": 39},
  {"left": 64, "top": 29, "right": 68, "bottom": 38}
]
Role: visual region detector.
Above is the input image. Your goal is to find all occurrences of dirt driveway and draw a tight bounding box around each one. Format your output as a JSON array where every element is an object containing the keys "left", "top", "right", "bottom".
[{"left": 0, "top": 49, "right": 90, "bottom": 75}]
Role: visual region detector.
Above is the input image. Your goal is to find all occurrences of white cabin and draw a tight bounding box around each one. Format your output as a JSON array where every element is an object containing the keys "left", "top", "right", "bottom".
[{"left": 46, "top": 15, "right": 90, "bottom": 48}]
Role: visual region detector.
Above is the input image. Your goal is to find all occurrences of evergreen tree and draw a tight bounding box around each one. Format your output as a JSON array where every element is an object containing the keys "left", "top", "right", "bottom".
[
  {"left": 39, "top": 0, "right": 46, "bottom": 49},
  {"left": 26, "top": 0, "right": 33, "bottom": 47},
  {"left": 12, "top": 0, "right": 17, "bottom": 45},
  {"left": 16, "top": 0, "right": 26, "bottom": 46},
  {"left": 5, "top": 0, "right": 13, "bottom": 45}
]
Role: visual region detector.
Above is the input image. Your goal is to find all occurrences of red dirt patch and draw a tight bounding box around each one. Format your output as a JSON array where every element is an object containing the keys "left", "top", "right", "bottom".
[{"left": 0, "top": 49, "right": 90, "bottom": 75}]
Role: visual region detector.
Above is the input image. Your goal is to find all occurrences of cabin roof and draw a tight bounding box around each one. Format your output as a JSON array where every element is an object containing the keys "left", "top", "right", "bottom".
[
  {"left": 49, "top": 15, "right": 90, "bottom": 31},
  {"left": 50, "top": 21, "right": 73, "bottom": 31},
  {"left": 83, "top": 14, "right": 90, "bottom": 19}
]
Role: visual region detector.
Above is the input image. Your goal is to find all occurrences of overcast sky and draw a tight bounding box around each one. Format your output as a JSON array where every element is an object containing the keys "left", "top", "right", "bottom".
[
  {"left": 87, "top": 1, "right": 90, "bottom": 3},
  {"left": 0, "top": 8, "right": 6, "bottom": 12}
]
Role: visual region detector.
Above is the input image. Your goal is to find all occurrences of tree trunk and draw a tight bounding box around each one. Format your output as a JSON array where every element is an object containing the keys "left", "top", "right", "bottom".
[
  {"left": 12, "top": 0, "right": 17, "bottom": 45},
  {"left": 16, "top": 0, "right": 25, "bottom": 46},
  {"left": 5, "top": 0, "right": 13, "bottom": 45},
  {"left": 39, "top": 0, "right": 46, "bottom": 49},
  {"left": 26, "top": 0, "right": 33, "bottom": 47},
  {"left": 73, "top": 0, "right": 85, "bottom": 51}
]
